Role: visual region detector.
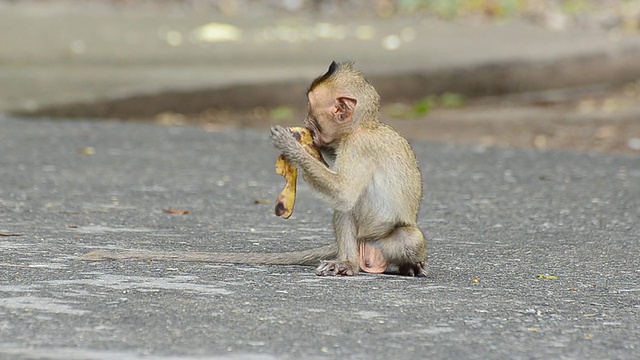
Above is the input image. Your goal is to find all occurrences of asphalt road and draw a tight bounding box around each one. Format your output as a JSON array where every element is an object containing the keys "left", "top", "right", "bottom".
[{"left": 0, "top": 115, "right": 638, "bottom": 359}]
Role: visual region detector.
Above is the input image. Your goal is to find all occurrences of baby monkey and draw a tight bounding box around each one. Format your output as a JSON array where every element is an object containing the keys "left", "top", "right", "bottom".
[
  {"left": 83, "top": 61, "right": 427, "bottom": 277},
  {"left": 271, "top": 61, "right": 426, "bottom": 276}
]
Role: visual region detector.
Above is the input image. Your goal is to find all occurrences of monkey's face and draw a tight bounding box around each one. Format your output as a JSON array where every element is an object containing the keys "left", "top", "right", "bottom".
[
  {"left": 303, "top": 111, "right": 335, "bottom": 149},
  {"left": 305, "top": 88, "right": 355, "bottom": 149}
]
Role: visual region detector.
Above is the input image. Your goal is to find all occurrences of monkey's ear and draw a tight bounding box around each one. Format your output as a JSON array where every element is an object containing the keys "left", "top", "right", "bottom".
[{"left": 333, "top": 96, "right": 357, "bottom": 123}]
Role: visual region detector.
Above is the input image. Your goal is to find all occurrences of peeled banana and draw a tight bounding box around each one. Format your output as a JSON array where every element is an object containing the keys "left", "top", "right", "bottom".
[{"left": 274, "top": 127, "right": 326, "bottom": 219}]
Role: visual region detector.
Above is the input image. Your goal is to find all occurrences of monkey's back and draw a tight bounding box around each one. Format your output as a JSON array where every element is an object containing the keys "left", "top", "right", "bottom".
[{"left": 352, "top": 124, "right": 423, "bottom": 238}]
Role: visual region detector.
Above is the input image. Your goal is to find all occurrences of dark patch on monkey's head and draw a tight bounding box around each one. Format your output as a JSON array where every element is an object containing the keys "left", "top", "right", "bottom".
[{"left": 308, "top": 61, "right": 339, "bottom": 92}]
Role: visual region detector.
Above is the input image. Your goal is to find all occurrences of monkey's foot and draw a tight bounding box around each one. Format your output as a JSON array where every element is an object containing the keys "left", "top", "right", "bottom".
[
  {"left": 358, "top": 243, "right": 388, "bottom": 274},
  {"left": 316, "top": 261, "right": 356, "bottom": 276},
  {"left": 399, "top": 262, "right": 427, "bottom": 277}
]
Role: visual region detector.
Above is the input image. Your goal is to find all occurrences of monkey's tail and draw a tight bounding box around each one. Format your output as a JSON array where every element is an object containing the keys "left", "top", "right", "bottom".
[{"left": 80, "top": 244, "right": 338, "bottom": 266}]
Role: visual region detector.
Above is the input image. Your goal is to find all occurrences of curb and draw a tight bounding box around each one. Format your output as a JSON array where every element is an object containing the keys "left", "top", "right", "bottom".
[{"left": 18, "top": 45, "right": 640, "bottom": 120}]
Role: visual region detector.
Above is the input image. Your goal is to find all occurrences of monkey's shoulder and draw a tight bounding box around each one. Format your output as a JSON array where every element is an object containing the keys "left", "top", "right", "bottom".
[
  {"left": 363, "top": 123, "right": 413, "bottom": 151},
  {"left": 334, "top": 126, "right": 415, "bottom": 173}
]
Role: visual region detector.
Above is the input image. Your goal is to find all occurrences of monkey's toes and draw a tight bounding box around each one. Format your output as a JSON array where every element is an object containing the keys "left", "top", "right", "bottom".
[
  {"left": 316, "top": 261, "right": 355, "bottom": 276},
  {"left": 399, "top": 262, "right": 427, "bottom": 277}
]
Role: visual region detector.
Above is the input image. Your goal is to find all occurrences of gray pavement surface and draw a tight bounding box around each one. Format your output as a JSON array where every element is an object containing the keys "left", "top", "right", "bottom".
[
  {"left": 1, "top": 115, "right": 639, "bottom": 359},
  {"left": 2, "top": 3, "right": 640, "bottom": 118},
  {"left": 2, "top": 2, "right": 640, "bottom": 359}
]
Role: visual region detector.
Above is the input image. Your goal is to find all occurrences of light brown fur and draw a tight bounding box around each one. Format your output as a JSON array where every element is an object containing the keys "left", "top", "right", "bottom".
[{"left": 271, "top": 61, "right": 426, "bottom": 276}]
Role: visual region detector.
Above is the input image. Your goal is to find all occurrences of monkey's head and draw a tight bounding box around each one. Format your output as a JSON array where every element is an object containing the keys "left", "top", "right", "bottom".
[{"left": 304, "top": 61, "right": 380, "bottom": 149}]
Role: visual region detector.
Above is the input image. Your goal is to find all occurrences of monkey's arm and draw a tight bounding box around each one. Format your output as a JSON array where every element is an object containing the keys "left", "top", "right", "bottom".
[{"left": 270, "top": 126, "right": 374, "bottom": 211}]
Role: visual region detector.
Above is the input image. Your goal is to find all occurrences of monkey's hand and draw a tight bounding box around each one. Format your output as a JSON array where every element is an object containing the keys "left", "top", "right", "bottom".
[
  {"left": 272, "top": 126, "right": 326, "bottom": 219},
  {"left": 270, "top": 125, "right": 304, "bottom": 162}
]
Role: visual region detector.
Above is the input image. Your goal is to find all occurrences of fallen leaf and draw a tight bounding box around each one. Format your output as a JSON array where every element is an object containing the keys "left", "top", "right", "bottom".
[
  {"left": 0, "top": 232, "right": 23, "bottom": 237},
  {"left": 471, "top": 276, "right": 479, "bottom": 283},
  {"left": 163, "top": 208, "right": 190, "bottom": 215},
  {"left": 77, "top": 147, "right": 96, "bottom": 155},
  {"left": 536, "top": 274, "right": 558, "bottom": 280}
]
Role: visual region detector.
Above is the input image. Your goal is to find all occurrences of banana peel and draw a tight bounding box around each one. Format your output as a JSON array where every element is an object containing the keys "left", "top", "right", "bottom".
[
  {"left": 274, "top": 155, "right": 297, "bottom": 218},
  {"left": 275, "top": 127, "right": 326, "bottom": 219}
]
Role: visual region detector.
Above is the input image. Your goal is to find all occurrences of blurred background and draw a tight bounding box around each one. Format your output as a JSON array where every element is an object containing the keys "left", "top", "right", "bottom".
[{"left": 2, "top": 0, "right": 640, "bottom": 153}]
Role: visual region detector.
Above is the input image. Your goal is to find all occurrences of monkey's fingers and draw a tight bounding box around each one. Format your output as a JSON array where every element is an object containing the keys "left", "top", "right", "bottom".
[{"left": 275, "top": 154, "right": 297, "bottom": 219}]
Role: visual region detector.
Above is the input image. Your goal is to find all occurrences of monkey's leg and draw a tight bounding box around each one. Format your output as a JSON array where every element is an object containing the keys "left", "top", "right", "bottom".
[
  {"left": 316, "top": 211, "right": 359, "bottom": 276},
  {"left": 370, "top": 225, "right": 427, "bottom": 277}
]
